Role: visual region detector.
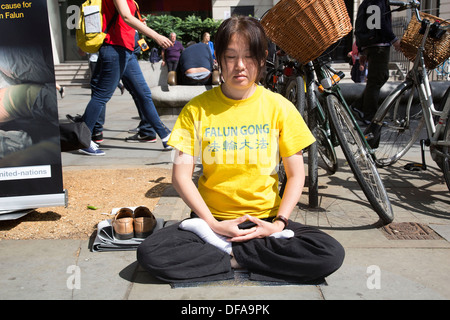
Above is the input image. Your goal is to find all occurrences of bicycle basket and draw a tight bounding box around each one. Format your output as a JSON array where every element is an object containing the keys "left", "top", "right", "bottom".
[
  {"left": 401, "top": 11, "right": 450, "bottom": 70},
  {"left": 260, "top": 0, "right": 352, "bottom": 65}
]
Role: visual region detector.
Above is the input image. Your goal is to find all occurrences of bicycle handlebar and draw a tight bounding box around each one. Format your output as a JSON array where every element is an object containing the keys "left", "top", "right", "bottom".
[
  {"left": 389, "top": 0, "right": 422, "bottom": 21},
  {"left": 389, "top": 0, "right": 449, "bottom": 32},
  {"left": 389, "top": 0, "right": 420, "bottom": 9}
]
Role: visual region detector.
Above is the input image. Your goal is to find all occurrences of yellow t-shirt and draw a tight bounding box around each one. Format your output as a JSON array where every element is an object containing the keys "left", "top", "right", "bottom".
[{"left": 168, "top": 85, "right": 315, "bottom": 220}]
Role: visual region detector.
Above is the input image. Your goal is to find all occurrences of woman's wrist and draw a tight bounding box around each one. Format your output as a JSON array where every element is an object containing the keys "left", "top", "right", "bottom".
[
  {"left": 271, "top": 220, "right": 286, "bottom": 232},
  {"left": 272, "top": 215, "right": 289, "bottom": 229}
]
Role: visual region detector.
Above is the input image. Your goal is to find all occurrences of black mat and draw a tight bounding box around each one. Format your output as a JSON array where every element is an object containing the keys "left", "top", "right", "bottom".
[{"left": 171, "top": 269, "right": 327, "bottom": 288}]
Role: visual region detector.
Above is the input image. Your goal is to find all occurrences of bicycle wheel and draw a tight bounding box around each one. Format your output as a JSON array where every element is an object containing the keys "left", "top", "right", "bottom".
[
  {"left": 278, "top": 160, "right": 287, "bottom": 197},
  {"left": 285, "top": 76, "right": 306, "bottom": 116},
  {"left": 442, "top": 106, "right": 450, "bottom": 191},
  {"left": 279, "top": 77, "right": 307, "bottom": 198},
  {"left": 326, "top": 94, "right": 394, "bottom": 224},
  {"left": 264, "top": 68, "right": 278, "bottom": 92},
  {"left": 431, "top": 86, "right": 450, "bottom": 171},
  {"left": 313, "top": 126, "right": 338, "bottom": 174},
  {"left": 367, "top": 82, "right": 425, "bottom": 167},
  {"left": 291, "top": 75, "right": 338, "bottom": 174}
]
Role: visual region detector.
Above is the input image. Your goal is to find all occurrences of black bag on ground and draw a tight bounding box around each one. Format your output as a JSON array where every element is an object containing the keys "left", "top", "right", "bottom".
[{"left": 59, "top": 121, "right": 91, "bottom": 152}]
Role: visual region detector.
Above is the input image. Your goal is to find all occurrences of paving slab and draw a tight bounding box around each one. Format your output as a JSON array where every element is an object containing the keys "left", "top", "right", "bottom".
[
  {"left": 322, "top": 247, "right": 450, "bottom": 300},
  {"left": 429, "top": 224, "right": 450, "bottom": 242},
  {"left": 73, "top": 240, "right": 137, "bottom": 300},
  {"left": 0, "top": 240, "right": 81, "bottom": 300}
]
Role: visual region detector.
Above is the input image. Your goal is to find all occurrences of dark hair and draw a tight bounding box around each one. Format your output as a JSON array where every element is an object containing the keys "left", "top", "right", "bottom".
[{"left": 215, "top": 16, "right": 268, "bottom": 79}]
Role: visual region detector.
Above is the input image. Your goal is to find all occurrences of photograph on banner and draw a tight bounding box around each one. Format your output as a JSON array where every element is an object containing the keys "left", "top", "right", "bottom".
[{"left": 0, "top": 0, "right": 64, "bottom": 202}]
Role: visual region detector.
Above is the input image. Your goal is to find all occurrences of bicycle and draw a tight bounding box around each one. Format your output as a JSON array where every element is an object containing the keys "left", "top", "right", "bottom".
[
  {"left": 264, "top": 52, "right": 296, "bottom": 96},
  {"left": 267, "top": 55, "right": 339, "bottom": 204},
  {"left": 277, "top": 54, "right": 394, "bottom": 224},
  {"left": 365, "top": 0, "right": 450, "bottom": 191},
  {"left": 435, "top": 58, "right": 449, "bottom": 81},
  {"left": 265, "top": 51, "right": 339, "bottom": 175},
  {"left": 284, "top": 60, "right": 339, "bottom": 175},
  {"left": 261, "top": 0, "right": 394, "bottom": 224}
]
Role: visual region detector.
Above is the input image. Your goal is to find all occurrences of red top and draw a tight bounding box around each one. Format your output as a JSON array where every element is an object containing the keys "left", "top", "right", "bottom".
[{"left": 102, "top": 0, "right": 136, "bottom": 51}]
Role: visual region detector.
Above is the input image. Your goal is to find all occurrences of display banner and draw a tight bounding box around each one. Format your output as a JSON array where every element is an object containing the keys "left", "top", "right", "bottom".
[{"left": 0, "top": 0, "right": 66, "bottom": 215}]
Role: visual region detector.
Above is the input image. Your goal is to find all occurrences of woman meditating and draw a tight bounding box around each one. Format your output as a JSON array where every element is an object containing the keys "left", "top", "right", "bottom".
[{"left": 137, "top": 16, "right": 345, "bottom": 283}]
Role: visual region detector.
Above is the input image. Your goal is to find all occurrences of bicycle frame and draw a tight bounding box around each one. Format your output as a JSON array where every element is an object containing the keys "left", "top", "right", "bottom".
[
  {"left": 303, "top": 62, "right": 327, "bottom": 124},
  {"left": 389, "top": 0, "right": 450, "bottom": 151},
  {"left": 399, "top": 19, "right": 450, "bottom": 152},
  {"left": 313, "top": 59, "right": 375, "bottom": 154},
  {"left": 412, "top": 22, "right": 440, "bottom": 135},
  {"left": 433, "top": 91, "right": 450, "bottom": 152}
]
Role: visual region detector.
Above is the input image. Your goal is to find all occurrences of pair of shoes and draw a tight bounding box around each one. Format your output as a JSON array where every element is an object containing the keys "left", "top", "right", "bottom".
[
  {"left": 59, "top": 87, "right": 65, "bottom": 99},
  {"left": 66, "top": 114, "right": 82, "bottom": 123},
  {"left": 125, "top": 132, "right": 156, "bottom": 143},
  {"left": 112, "top": 206, "right": 156, "bottom": 240},
  {"left": 92, "top": 132, "right": 103, "bottom": 144},
  {"left": 79, "top": 141, "right": 105, "bottom": 156}
]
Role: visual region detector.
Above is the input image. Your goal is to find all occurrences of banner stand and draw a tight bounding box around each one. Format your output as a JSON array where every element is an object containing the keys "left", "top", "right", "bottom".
[
  {"left": 0, "top": 189, "right": 68, "bottom": 220},
  {"left": 0, "top": 1, "right": 66, "bottom": 220}
]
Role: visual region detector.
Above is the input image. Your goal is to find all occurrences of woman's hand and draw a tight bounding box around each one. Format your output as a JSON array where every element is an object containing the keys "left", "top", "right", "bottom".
[
  {"left": 155, "top": 34, "right": 173, "bottom": 50},
  {"left": 211, "top": 215, "right": 257, "bottom": 239},
  {"left": 114, "top": 0, "right": 172, "bottom": 50},
  {"left": 226, "top": 215, "right": 285, "bottom": 242}
]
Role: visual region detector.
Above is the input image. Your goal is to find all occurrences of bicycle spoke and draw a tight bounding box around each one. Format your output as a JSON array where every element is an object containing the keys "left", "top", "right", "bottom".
[
  {"left": 442, "top": 112, "right": 450, "bottom": 191},
  {"left": 371, "top": 83, "right": 425, "bottom": 167}
]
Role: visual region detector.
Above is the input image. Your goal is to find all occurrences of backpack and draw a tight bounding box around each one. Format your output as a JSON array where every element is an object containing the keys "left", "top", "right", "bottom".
[
  {"left": 149, "top": 47, "right": 161, "bottom": 63},
  {"left": 76, "top": 0, "right": 117, "bottom": 53}
]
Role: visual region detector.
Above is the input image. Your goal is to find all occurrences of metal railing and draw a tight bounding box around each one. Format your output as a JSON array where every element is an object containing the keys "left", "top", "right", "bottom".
[
  {"left": 390, "top": 16, "right": 449, "bottom": 81},
  {"left": 390, "top": 16, "right": 411, "bottom": 79}
]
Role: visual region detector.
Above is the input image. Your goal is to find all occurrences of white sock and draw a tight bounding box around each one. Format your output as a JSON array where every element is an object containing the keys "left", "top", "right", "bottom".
[
  {"left": 179, "top": 218, "right": 232, "bottom": 254},
  {"left": 270, "top": 229, "right": 294, "bottom": 239}
]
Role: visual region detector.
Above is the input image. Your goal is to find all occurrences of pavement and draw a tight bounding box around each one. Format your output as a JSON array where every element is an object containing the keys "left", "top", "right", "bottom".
[{"left": 1, "top": 86, "right": 450, "bottom": 304}]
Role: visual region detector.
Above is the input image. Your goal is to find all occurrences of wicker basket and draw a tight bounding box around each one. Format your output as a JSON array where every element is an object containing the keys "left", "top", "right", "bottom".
[
  {"left": 260, "top": 0, "right": 352, "bottom": 64},
  {"left": 400, "top": 11, "right": 450, "bottom": 70}
]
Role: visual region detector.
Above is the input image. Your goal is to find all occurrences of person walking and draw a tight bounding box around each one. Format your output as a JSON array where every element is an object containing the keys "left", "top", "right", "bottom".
[
  {"left": 351, "top": 0, "right": 400, "bottom": 124},
  {"left": 78, "top": 0, "right": 173, "bottom": 156}
]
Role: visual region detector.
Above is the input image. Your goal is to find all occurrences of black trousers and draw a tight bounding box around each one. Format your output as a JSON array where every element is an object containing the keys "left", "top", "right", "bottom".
[
  {"left": 353, "top": 46, "right": 391, "bottom": 119},
  {"left": 166, "top": 60, "right": 178, "bottom": 72},
  {"left": 137, "top": 218, "right": 345, "bottom": 284}
]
